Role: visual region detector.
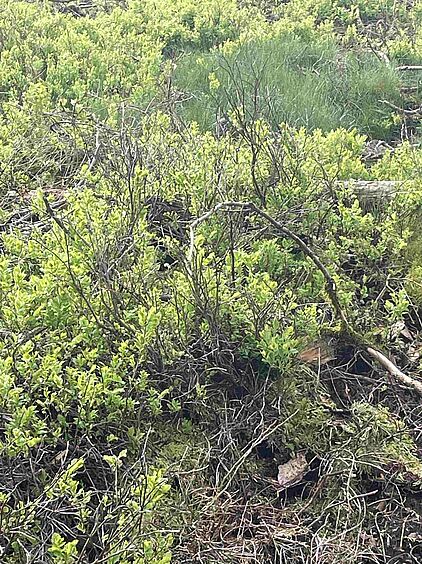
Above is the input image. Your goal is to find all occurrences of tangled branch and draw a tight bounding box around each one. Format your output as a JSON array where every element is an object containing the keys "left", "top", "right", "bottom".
[{"left": 188, "top": 201, "right": 422, "bottom": 397}]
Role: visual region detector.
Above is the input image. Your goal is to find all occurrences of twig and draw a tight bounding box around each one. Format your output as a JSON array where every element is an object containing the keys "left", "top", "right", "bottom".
[
  {"left": 189, "top": 201, "right": 350, "bottom": 331},
  {"left": 208, "top": 411, "right": 299, "bottom": 506},
  {"left": 379, "top": 99, "right": 422, "bottom": 116},
  {"left": 188, "top": 201, "right": 249, "bottom": 263},
  {"left": 396, "top": 65, "right": 422, "bottom": 71},
  {"left": 247, "top": 202, "right": 351, "bottom": 332},
  {"left": 366, "top": 347, "right": 422, "bottom": 396}
]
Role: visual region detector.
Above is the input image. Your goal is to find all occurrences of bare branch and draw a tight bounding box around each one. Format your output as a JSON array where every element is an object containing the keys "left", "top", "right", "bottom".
[
  {"left": 380, "top": 99, "right": 422, "bottom": 116},
  {"left": 396, "top": 65, "right": 422, "bottom": 71},
  {"left": 367, "top": 347, "right": 422, "bottom": 396}
]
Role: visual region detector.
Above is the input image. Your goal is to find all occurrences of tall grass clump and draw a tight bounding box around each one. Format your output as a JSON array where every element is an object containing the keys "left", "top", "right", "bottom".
[{"left": 174, "top": 35, "right": 402, "bottom": 138}]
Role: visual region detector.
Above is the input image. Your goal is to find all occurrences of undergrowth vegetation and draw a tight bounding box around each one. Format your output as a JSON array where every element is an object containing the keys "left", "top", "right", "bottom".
[{"left": 1, "top": 0, "right": 422, "bottom": 562}]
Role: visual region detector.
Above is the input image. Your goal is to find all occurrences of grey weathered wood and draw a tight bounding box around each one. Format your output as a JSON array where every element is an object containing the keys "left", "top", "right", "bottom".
[
  {"left": 337, "top": 180, "right": 402, "bottom": 201},
  {"left": 396, "top": 65, "right": 422, "bottom": 71}
]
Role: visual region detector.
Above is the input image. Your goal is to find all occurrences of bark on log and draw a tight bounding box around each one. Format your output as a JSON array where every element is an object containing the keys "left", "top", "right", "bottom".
[{"left": 337, "top": 180, "right": 402, "bottom": 202}]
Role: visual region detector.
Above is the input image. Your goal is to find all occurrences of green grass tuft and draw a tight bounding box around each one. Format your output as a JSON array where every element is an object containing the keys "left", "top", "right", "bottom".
[{"left": 174, "top": 35, "right": 402, "bottom": 138}]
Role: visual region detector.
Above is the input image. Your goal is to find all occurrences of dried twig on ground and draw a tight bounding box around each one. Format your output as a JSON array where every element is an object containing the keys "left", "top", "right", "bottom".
[
  {"left": 380, "top": 99, "right": 422, "bottom": 116},
  {"left": 366, "top": 347, "right": 422, "bottom": 396}
]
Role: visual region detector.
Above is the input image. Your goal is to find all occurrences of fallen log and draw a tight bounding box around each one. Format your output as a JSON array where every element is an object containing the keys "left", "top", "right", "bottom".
[{"left": 337, "top": 179, "right": 403, "bottom": 204}]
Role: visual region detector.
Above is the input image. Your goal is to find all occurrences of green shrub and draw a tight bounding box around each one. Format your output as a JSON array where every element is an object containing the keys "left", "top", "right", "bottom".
[
  {"left": 0, "top": 0, "right": 422, "bottom": 560},
  {"left": 0, "top": 0, "right": 258, "bottom": 119},
  {"left": 281, "top": 0, "right": 410, "bottom": 24}
]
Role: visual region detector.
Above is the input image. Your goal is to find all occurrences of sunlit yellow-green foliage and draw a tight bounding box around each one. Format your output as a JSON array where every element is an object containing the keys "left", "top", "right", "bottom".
[
  {"left": 1, "top": 0, "right": 422, "bottom": 562},
  {"left": 0, "top": 0, "right": 257, "bottom": 116},
  {"left": 0, "top": 118, "right": 420, "bottom": 453}
]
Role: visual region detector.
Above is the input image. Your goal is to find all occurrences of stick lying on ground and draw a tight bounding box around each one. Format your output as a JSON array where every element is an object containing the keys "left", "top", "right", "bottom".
[
  {"left": 188, "top": 201, "right": 422, "bottom": 397},
  {"left": 366, "top": 347, "right": 422, "bottom": 396}
]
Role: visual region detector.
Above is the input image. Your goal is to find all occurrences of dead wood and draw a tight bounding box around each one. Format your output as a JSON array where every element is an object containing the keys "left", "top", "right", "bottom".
[{"left": 338, "top": 179, "right": 402, "bottom": 201}]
